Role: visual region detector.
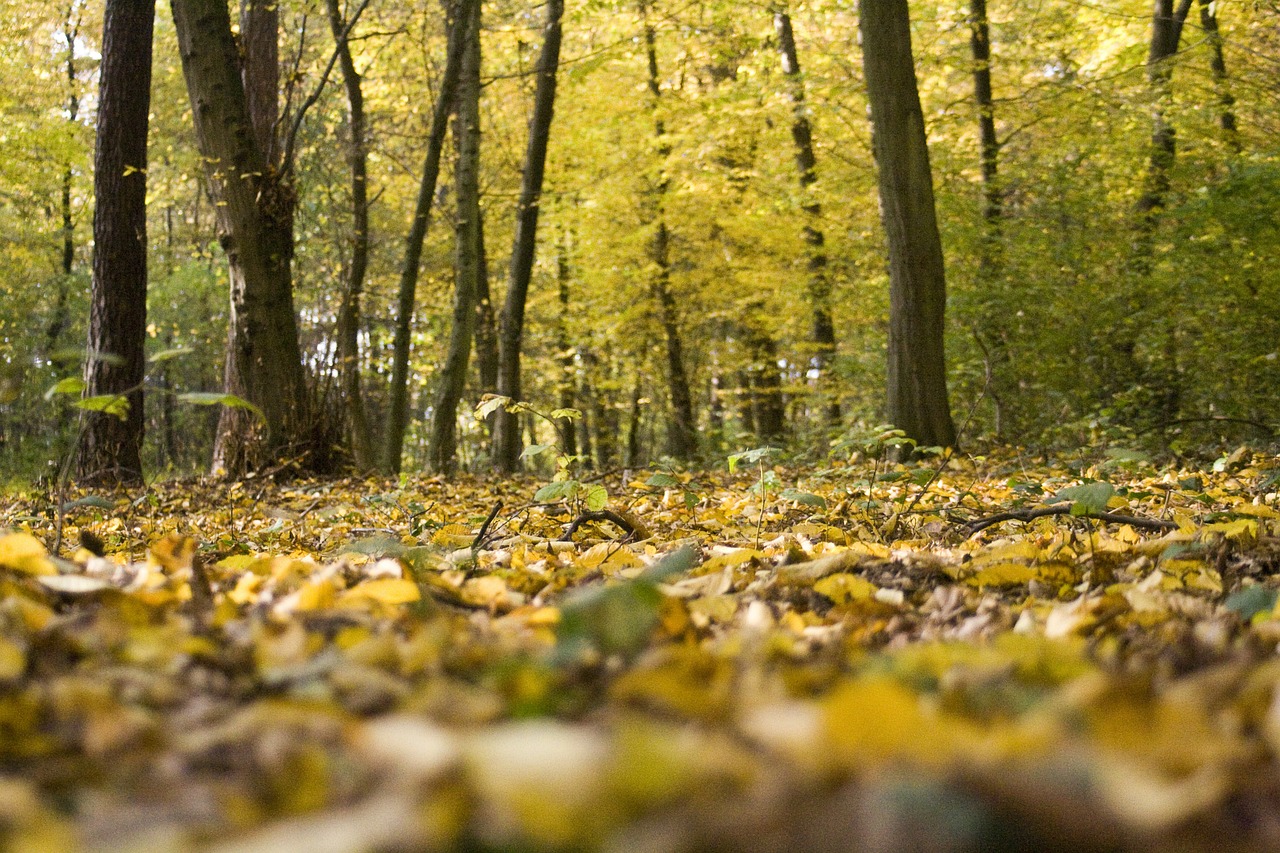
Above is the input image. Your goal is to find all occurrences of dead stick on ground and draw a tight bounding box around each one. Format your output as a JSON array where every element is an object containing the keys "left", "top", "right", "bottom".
[{"left": 965, "top": 506, "right": 1179, "bottom": 536}]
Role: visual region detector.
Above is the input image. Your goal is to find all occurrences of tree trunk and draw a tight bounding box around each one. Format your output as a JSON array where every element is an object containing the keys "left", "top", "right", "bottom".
[
  {"left": 1134, "top": 0, "right": 1193, "bottom": 237},
  {"left": 553, "top": 233, "right": 577, "bottom": 458},
  {"left": 172, "top": 0, "right": 312, "bottom": 476},
  {"left": 772, "top": 4, "right": 838, "bottom": 424},
  {"left": 76, "top": 0, "right": 156, "bottom": 486},
  {"left": 325, "top": 0, "right": 374, "bottom": 470},
  {"left": 859, "top": 0, "right": 957, "bottom": 449},
  {"left": 641, "top": 7, "right": 697, "bottom": 460},
  {"left": 383, "top": 0, "right": 472, "bottom": 473},
  {"left": 969, "top": 0, "right": 1001, "bottom": 227},
  {"left": 48, "top": 8, "right": 84, "bottom": 356},
  {"left": 474, "top": 208, "right": 499, "bottom": 397},
  {"left": 427, "top": 0, "right": 482, "bottom": 474},
  {"left": 493, "top": 0, "right": 564, "bottom": 472},
  {"left": 746, "top": 323, "right": 786, "bottom": 444},
  {"left": 1198, "top": 0, "right": 1240, "bottom": 154}
]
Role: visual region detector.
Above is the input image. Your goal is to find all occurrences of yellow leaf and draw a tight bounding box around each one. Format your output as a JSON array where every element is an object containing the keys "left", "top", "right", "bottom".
[
  {"left": 813, "top": 573, "right": 878, "bottom": 604},
  {"left": 0, "top": 637, "right": 25, "bottom": 680},
  {"left": 340, "top": 578, "right": 420, "bottom": 606},
  {"left": 149, "top": 533, "right": 196, "bottom": 571},
  {"left": 0, "top": 533, "right": 55, "bottom": 576},
  {"left": 432, "top": 523, "right": 473, "bottom": 548},
  {"left": 968, "top": 562, "right": 1036, "bottom": 587}
]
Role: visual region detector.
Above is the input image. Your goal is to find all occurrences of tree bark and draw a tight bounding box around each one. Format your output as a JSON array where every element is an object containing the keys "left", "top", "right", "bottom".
[
  {"left": 427, "top": 0, "right": 482, "bottom": 474},
  {"left": 493, "top": 0, "right": 564, "bottom": 472},
  {"left": 859, "top": 0, "right": 957, "bottom": 449},
  {"left": 48, "top": 7, "right": 83, "bottom": 356},
  {"left": 553, "top": 232, "right": 577, "bottom": 458},
  {"left": 1198, "top": 0, "right": 1240, "bottom": 154},
  {"left": 77, "top": 0, "right": 156, "bottom": 486},
  {"left": 172, "top": 0, "right": 312, "bottom": 476},
  {"left": 383, "top": 0, "right": 472, "bottom": 473},
  {"left": 772, "top": 4, "right": 838, "bottom": 424},
  {"left": 325, "top": 0, "right": 374, "bottom": 470},
  {"left": 641, "top": 6, "right": 697, "bottom": 460},
  {"left": 968, "top": 0, "right": 1001, "bottom": 227}
]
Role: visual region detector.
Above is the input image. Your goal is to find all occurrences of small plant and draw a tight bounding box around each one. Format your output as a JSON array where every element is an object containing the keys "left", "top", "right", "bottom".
[{"left": 475, "top": 395, "right": 605, "bottom": 514}]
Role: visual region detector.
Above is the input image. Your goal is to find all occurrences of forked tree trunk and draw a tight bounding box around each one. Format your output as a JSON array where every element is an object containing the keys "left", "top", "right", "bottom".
[
  {"left": 326, "top": 0, "right": 374, "bottom": 469},
  {"left": 493, "top": 0, "right": 564, "bottom": 472},
  {"left": 427, "top": 0, "right": 482, "bottom": 474},
  {"left": 384, "top": 0, "right": 472, "bottom": 473},
  {"left": 172, "top": 0, "right": 312, "bottom": 475},
  {"left": 859, "top": 0, "right": 957, "bottom": 449},
  {"left": 77, "top": 0, "right": 156, "bottom": 486}
]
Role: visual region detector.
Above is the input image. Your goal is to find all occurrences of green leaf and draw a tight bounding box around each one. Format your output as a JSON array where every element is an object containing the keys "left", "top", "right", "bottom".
[
  {"left": 584, "top": 484, "right": 608, "bottom": 512},
  {"left": 535, "top": 481, "right": 575, "bottom": 503},
  {"left": 521, "top": 443, "right": 557, "bottom": 460},
  {"left": 1224, "top": 586, "right": 1277, "bottom": 621},
  {"left": 1052, "top": 482, "right": 1115, "bottom": 516},
  {"left": 547, "top": 407, "right": 582, "bottom": 422},
  {"left": 62, "top": 495, "right": 116, "bottom": 510},
  {"left": 45, "top": 377, "right": 86, "bottom": 400},
  {"left": 148, "top": 347, "right": 193, "bottom": 364},
  {"left": 474, "top": 394, "right": 512, "bottom": 420},
  {"left": 728, "top": 446, "right": 781, "bottom": 473},
  {"left": 646, "top": 472, "right": 680, "bottom": 488},
  {"left": 177, "top": 393, "right": 265, "bottom": 421},
  {"left": 75, "top": 395, "right": 130, "bottom": 420},
  {"left": 780, "top": 489, "right": 827, "bottom": 509}
]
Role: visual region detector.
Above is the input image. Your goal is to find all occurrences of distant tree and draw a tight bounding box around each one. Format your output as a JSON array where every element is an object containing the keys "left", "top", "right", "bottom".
[
  {"left": 385, "top": 0, "right": 472, "bottom": 474},
  {"left": 772, "top": 3, "right": 838, "bottom": 424},
  {"left": 493, "top": 0, "right": 564, "bottom": 473},
  {"left": 76, "top": 0, "right": 155, "bottom": 486},
  {"left": 858, "top": 0, "right": 957, "bottom": 449},
  {"left": 428, "top": 0, "right": 483, "bottom": 474},
  {"left": 326, "top": 0, "right": 374, "bottom": 470}
]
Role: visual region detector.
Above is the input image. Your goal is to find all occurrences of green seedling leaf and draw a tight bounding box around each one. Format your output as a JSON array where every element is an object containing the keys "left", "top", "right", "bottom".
[
  {"left": 646, "top": 472, "right": 681, "bottom": 488},
  {"left": 62, "top": 495, "right": 116, "bottom": 511},
  {"left": 535, "top": 481, "right": 575, "bottom": 503},
  {"left": 1052, "top": 482, "right": 1115, "bottom": 516},
  {"left": 474, "top": 394, "right": 512, "bottom": 420},
  {"left": 45, "top": 377, "right": 86, "bottom": 400},
  {"left": 553, "top": 546, "right": 696, "bottom": 663},
  {"left": 583, "top": 484, "right": 608, "bottom": 512},
  {"left": 521, "top": 443, "right": 557, "bottom": 460},
  {"left": 75, "top": 395, "right": 130, "bottom": 420},
  {"left": 177, "top": 393, "right": 265, "bottom": 422},
  {"left": 728, "top": 446, "right": 781, "bottom": 473},
  {"left": 780, "top": 489, "right": 827, "bottom": 509}
]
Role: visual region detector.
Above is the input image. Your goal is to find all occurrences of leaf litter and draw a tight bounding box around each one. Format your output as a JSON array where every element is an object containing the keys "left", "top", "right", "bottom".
[{"left": 1, "top": 450, "right": 1280, "bottom": 851}]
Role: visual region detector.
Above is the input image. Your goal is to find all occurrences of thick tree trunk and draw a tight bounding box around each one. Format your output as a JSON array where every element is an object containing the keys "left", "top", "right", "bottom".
[
  {"left": 77, "top": 0, "right": 156, "bottom": 486},
  {"left": 859, "top": 0, "right": 957, "bottom": 449},
  {"left": 326, "top": 0, "right": 374, "bottom": 469},
  {"left": 773, "top": 4, "right": 838, "bottom": 424},
  {"left": 642, "top": 9, "right": 697, "bottom": 460},
  {"left": 493, "top": 0, "right": 564, "bottom": 472},
  {"left": 172, "top": 0, "right": 312, "bottom": 476},
  {"left": 383, "top": 0, "right": 472, "bottom": 473},
  {"left": 427, "top": 0, "right": 482, "bottom": 474}
]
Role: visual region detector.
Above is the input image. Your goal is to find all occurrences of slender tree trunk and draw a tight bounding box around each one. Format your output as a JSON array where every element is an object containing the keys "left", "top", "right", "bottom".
[
  {"left": 859, "top": 0, "right": 957, "bottom": 449},
  {"left": 77, "top": 0, "right": 156, "bottom": 486},
  {"left": 493, "top": 0, "right": 564, "bottom": 472},
  {"left": 474, "top": 209, "right": 499, "bottom": 397},
  {"left": 427, "top": 0, "right": 482, "bottom": 474},
  {"left": 325, "top": 0, "right": 374, "bottom": 469},
  {"left": 582, "top": 347, "right": 614, "bottom": 469},
  {"left": 384, "top": 0, "right": 472, "bottom": 473},
  {"left": 48, "top": 8, "right": 84, "bottom": 355},
  {"left": 641, "top": 6, "right": 697, "bottom": 460},
  {"left": 772, "top": 4, "right": 838, "bottom": 424},
  {"left": 1198, "top": 0, "right": 1240, "bottom": 154},
  {"left": 172, "top": 0, "right": 312, "bottom": 476},
  {"left": 746, "top": 323, "right": 786, "bottom": 443},
  {"left": 553, "top": 232, "right": 577, "bottom": 458},
  {"left": 969, "top": 0, "right": 1001, "bottom": 227}
]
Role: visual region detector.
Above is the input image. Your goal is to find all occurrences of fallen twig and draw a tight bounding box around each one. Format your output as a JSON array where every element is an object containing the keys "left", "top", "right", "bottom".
[
  {"left": 965, "top": 505, "right": 1179, "bottom": 535},
  {"left": 561, "top": 509, "right": 638, "bottom": 542}
]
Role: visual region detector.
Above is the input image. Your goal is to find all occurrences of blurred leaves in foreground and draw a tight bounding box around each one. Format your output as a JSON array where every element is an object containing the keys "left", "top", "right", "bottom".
[{"left": 1, "top": 450, "right": 1280, "bottom": 850}]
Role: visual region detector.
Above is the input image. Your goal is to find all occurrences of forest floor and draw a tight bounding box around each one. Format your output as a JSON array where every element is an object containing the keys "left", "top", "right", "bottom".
[{"left": 3, "top": 447, "right": 1280, "bottom": 852}]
